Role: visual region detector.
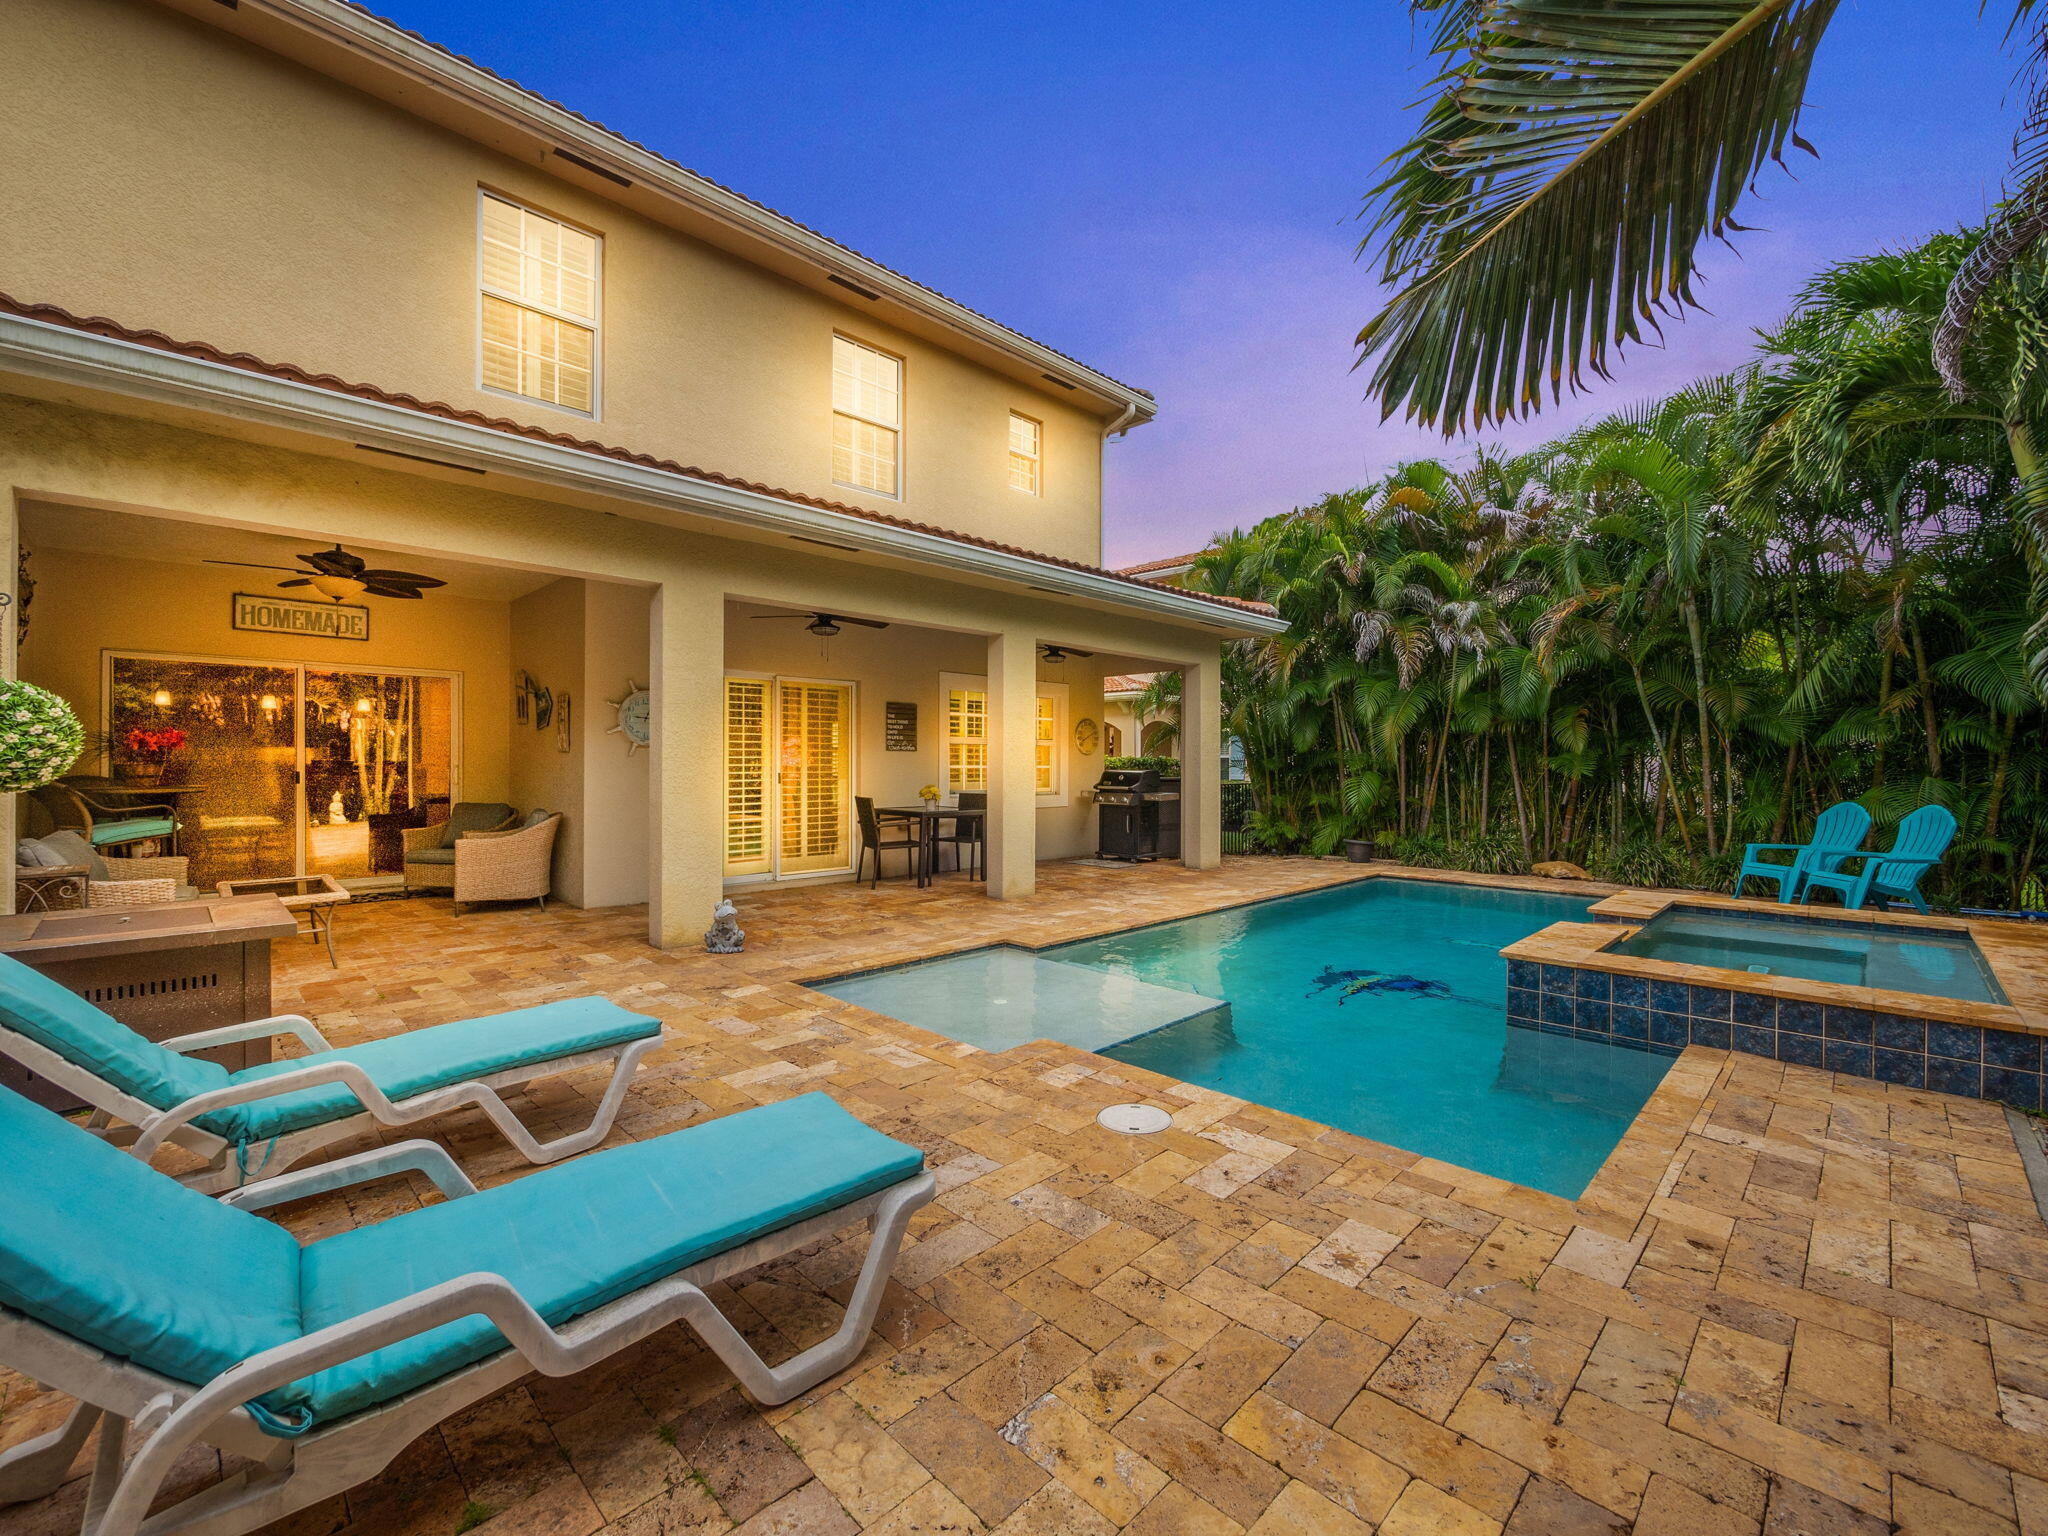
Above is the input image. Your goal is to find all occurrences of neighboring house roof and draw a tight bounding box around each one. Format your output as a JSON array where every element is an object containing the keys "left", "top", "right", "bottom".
[
  {"left": 1116, "top": 551, "right": 1208, "bottom": 576},
  {"left": 174, "top": 0, "right": 1152, "bottom": 421},
  {"left": 0, "top": 294, "right": 1276, "bottom": 625},
  {"left": 1102, "top": 674, "right": 1151, "bottom": 694}
]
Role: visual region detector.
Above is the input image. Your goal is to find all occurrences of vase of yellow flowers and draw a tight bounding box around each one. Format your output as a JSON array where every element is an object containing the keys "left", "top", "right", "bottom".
[{"left": 918, "top": 784, "right": 940, "bottom": 804}]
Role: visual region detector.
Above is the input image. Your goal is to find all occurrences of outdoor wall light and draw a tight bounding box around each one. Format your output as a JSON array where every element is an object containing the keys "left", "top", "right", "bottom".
[
  {"left": 354, "top": 698, "right": 373, "bottom": 713},
  {"left": 259, "top": 695, "right": 280, "bottom": 714},
  {"left": 151, "top": 688, "right": 172, "bottom": 708}
]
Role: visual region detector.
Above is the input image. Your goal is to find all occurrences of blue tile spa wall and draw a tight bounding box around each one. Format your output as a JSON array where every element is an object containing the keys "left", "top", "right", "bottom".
[{"left": 1504, "top": 958, "right": 2044, "bottom": 1110}]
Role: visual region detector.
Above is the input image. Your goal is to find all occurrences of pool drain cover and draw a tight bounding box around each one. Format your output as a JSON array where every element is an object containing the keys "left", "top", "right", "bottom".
[{"left": 1098, "top": 1103, "right": 1172, "bottom": 1135}]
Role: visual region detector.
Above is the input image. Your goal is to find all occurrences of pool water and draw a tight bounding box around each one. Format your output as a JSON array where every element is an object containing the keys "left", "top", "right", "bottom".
[
  {"left": 817, "top": 878, "right": 1673, "bottom": 1197},
  {"left": 1609, "top": 907, "right": 2006, "bottom": 1004}
]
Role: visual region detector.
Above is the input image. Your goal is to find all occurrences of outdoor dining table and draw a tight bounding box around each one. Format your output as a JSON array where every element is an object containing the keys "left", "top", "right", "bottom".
[{"left": 875, "top": 804, "right": 986, "bottom": 887}]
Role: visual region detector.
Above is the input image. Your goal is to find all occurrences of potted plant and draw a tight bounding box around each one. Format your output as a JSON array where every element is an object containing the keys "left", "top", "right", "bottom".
[
  {"left": 0, "top": 682, "right": 85, "bottom": 792},
  {"left": 1342, "top": 832, "right": 1381, "bottom": 863},
  {"left": 119, "top": 725, "right": 187, "bottom": 785}
]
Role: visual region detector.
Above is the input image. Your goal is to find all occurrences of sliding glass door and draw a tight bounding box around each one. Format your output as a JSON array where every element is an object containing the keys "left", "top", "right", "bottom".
[
  {"left": 106, "top": 655, "right": 457, "bottom": 891},
  {"left": 302, "top": 670, "right": 455, "bottom": 879},
  {"left": 724, "top": 673, "right": 854, "bottom": 880}
]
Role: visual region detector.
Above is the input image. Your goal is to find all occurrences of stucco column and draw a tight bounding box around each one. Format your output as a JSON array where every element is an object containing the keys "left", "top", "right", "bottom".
[
  {"left": 1178, "top": 650, "right": 1223, "bottom": 870},
  {"left": 985, "top": 629, "right": 1038, "bottom": 899},
  {"left": 648, "top": 574, "right": 726, "bottom": 947}
]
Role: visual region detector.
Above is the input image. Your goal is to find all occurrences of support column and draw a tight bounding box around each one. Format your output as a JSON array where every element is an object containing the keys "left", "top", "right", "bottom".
[
  {"left": 985, "top": 629, "right": 1038, "bottom": 899},
  {"left": 1179, "top": 650, "right": 1223, "bottom": 870},
  {"left": 648, "top": 574, "right": 726, "bottom": 947}
]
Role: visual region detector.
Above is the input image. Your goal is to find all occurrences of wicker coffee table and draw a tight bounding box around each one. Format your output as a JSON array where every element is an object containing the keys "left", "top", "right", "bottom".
[{"left": 215, "top": 873, "right": 351, "bottom": 966}]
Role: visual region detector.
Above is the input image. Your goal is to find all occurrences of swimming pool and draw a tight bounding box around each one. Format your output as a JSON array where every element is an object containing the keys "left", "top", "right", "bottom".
[
  {"left": 1607, "top": 906, "right": 2007, "bottom": 1004},
  {"left": 816, "top": 879, "right": 1673, "bottom": 1197}
]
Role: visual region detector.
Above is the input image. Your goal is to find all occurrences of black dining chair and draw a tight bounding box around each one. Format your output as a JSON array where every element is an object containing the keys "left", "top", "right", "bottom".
[
  {"left": 931, "top": 791, "right": 986, "bottom": 880},
  {"left": 855, "top": 796, "right": 924, "bottom": 888}
]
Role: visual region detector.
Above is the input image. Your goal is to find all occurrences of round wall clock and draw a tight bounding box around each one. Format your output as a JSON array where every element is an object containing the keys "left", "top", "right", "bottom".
[
  {"left": 608, "top": 683, "right": 652, "bottom": 755},
  {"left": 1074, "top": 716, "right": 1099, "bottom": 755}
]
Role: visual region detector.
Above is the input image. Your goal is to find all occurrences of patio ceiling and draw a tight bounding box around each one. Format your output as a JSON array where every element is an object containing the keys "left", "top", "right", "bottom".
[{"left": 20, "top": 501, "right": 565, "bottom": 604}]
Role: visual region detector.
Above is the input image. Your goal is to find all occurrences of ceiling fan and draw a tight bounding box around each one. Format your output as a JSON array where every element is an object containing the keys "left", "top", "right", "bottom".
[
  {"left": 206, "top": 544, "right": 447, "bottom": 602},
  {"left": 1038, "top": 644, "right": 1094, "bottom": 662},
  {"left": 748, "top": 611, "right": 890, "bottom": 638}
]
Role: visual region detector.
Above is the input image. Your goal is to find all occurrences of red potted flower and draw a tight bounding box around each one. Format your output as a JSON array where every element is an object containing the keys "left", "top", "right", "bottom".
[{"left": 121, "top": 725, "right": 187, "bottom": 785}]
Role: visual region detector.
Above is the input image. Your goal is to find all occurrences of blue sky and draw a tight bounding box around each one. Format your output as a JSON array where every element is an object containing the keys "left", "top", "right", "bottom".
[{"left": 383, "top": 1, "right": 2026, "bottom": 564}]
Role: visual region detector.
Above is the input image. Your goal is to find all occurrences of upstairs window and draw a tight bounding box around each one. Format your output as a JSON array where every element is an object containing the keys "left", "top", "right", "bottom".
[
  {"left": 1008, "top": 412, "right": 1042, "bottom": 494},
  {"left": 479, "top": 192, "right": 600, "bottom": 414},
  {"left": 833, "top": 335, "right": 902, "bottom": 496}
]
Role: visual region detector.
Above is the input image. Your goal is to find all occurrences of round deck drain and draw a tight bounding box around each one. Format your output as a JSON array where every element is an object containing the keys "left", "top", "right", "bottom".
[{"left": 1098, "top": 1103, "right": 1172, "bottom": 1135}]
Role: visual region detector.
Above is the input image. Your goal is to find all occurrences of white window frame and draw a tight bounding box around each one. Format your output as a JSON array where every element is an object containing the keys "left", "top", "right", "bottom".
[
  {"left": 476, "top": 188, "right": 602, "bottom": 419},
  {"left": 1008, "top": 411, "right": 1042, "bottom": 496},
  {"left": 939, "top": 672, "right": 1068, "bottom": 808},
  {"left": 832, "top": 333, "right": 904, "bottom": 499}
]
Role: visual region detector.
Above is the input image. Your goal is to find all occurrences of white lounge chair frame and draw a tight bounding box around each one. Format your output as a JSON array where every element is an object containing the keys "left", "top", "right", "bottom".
[
  {"left": 0, "top": 1013, "right": 663, "bottom": 1193},
  {"left": 0, "top": 1139, "right": 937, "bottom": 1536}
]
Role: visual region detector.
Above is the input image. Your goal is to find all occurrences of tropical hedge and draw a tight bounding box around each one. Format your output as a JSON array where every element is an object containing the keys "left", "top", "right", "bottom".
[{"left": 1195, "top": 227, "right": 2048, "bottom": 913}]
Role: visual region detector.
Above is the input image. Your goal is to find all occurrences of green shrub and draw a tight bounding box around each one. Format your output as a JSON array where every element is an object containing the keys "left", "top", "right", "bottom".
[{"left": 1104, "top": 754, "right": 1179, "bottom": 776}]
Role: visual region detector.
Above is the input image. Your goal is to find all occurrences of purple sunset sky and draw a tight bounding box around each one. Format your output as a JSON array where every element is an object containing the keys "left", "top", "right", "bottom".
[{"left": 380, "top": 1, "right": 2026, "bottom": 566}]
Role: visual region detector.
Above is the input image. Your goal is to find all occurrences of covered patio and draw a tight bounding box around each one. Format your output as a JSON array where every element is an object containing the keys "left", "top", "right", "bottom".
[
  {"left": 4, "top": 859, "right": 2042, "bottom": 1535},
  {"left": 9, "top": 473, "right": 1237, "bottom": 932}
]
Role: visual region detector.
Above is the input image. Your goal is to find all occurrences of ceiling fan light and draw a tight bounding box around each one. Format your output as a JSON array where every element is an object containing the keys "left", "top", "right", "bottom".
[
  {"left": 809, "top": 620, "right": 842, "bottom": 638},
  {"left": 308, "top": 573, "right": 367, "bottom": 603}
]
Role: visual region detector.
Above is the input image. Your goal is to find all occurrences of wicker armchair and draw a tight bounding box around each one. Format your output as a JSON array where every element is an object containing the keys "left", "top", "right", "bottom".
[
  {"left": 16, "top": 829, "right": 189, "bottom": 910},
  {"left": 452, "top": 811, "right": 561, "bottom": 911},
  {"left": 401, "top": 802, "right": 516, "bottom": 892}
]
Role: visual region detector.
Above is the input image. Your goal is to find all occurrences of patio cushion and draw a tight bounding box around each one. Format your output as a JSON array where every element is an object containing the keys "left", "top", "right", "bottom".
[
  {"left": 404, "top": 846, "right": 457, "bottom": 867},
  {"left": 0, "top": 1088, "right": 302, "bottom": 1394},
  {"left": 203, "top": 998, "right": 663, "bottom": 1144},
  {"left": 35, "top": 830, "right": 110, "bottom": 879},
  {"left": 440, "top": 802, "right": 516, "bottom": 847},
  {"left": 87, "top": 817, "right": 178, "bottom": 846},
  {"left": 0, "top": 952, "right": 229, "bottom": 1113},
  {"left": 278, "top": 1092, "right": 925, "bottom": 1427}
]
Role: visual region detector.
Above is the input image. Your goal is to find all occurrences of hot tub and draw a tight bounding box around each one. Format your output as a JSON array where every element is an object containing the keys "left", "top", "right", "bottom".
[{"left": 1606, "top": 906, "right": 2007, "bottom": 1005}]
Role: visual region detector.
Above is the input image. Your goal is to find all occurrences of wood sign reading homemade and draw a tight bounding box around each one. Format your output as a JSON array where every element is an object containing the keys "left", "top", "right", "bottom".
[{"left": 231, "top": 592, "right": 370, "bottom": 641}]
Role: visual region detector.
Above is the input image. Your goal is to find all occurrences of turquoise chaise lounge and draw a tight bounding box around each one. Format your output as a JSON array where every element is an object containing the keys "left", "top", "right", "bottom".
[
  {"left": 0, "top": 1086, "right": 935, "bottom": 1536},
  {"left": 1797, "top": 804, "right": 1959, "bottom": 915},
  {"left": 0, "top": 952, "right": 664, "bottom": 1191},
  {"left": 1733, "top": 800, "right": 1873, "bottom": 902}
]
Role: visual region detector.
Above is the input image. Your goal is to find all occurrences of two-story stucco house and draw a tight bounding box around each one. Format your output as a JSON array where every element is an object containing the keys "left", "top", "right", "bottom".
[{"left": 0, "top": 0, "right": 1284, "bottom": 943}]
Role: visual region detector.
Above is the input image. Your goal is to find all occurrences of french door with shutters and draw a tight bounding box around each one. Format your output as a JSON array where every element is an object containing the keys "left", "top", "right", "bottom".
[{"left": 723, "top": 674, "right": 855, "bottom": 880}]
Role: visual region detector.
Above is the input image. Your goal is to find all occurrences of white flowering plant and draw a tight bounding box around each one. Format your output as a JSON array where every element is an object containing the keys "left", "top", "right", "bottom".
[{"left": 0, "top": 682, "right": 84, "bottom": 792}]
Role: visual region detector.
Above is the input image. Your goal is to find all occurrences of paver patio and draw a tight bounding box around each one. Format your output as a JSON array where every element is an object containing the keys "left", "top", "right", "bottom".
[{"left": 6, "top": 858, "right": 2048, "bottom": 1536}]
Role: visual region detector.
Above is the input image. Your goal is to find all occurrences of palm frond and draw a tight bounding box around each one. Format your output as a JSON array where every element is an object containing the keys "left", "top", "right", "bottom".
[{"left": 1358, "top": 0, "right": 1840, "bottom": 432}]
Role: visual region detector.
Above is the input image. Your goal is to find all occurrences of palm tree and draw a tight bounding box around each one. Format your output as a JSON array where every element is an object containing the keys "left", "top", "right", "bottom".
[{"left": 1358, "top": 0, "right": 2043, "bottom": 434}]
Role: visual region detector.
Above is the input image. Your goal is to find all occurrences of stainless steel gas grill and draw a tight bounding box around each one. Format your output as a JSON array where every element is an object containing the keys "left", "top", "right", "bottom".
[{"left": 1093, "top": 766, "right": 1165, "bottom": 861}]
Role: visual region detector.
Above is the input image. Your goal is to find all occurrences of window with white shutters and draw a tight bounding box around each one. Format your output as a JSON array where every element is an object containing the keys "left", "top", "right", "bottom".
[
  {"left": 832, "top": 335, "right": 901, "bottom": 496},
  {"left": 479, "top": 192, "right": 599, "bottom": 414},
  {"left": 723, "top": 678, "right": 771, "bottom": 877},
  {"left": 1008, "top": 412, "right": 1042, "bottom": 494},
  {"left": 940, "top": 675, "right": 1066, "bottom": 804}
]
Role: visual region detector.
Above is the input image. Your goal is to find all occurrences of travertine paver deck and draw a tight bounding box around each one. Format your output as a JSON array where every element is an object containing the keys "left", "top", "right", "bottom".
[{"left": 6, "top": 859, "right": 2048, "bottom": 1536}]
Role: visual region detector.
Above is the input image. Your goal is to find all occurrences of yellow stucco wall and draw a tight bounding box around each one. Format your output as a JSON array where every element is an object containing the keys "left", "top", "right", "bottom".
[
  {"left": 0, "top": 392, "right": 1224, "bottom": 937},
  {"left": 20, "top": 544, "right": 514, "bottom": 800},
  {"left": 0, "top": 0, "right": 1113, "bottom": 565}
]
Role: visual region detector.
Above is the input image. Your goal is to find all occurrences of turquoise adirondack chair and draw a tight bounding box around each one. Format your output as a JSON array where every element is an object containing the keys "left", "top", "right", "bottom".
[
  {"left": 1797, "top": 805, "right": 1958, "bottom": 915},
  {"left": 1733, "top": 800, "right": 1872, "bottom": 903}
]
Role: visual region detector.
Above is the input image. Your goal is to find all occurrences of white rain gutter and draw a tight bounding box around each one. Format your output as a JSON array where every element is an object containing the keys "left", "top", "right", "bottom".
[{"left": 0, "top": 313, "right": 1283, "bottom": 636}]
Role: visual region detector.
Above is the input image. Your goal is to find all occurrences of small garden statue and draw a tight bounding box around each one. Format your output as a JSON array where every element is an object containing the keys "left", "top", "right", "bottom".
[
  {"left": 704, "top": 898, "right": 745, "bottom": 953},
  {"left": 0, "top": 681, "right": 84, "bottom": 792}
]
